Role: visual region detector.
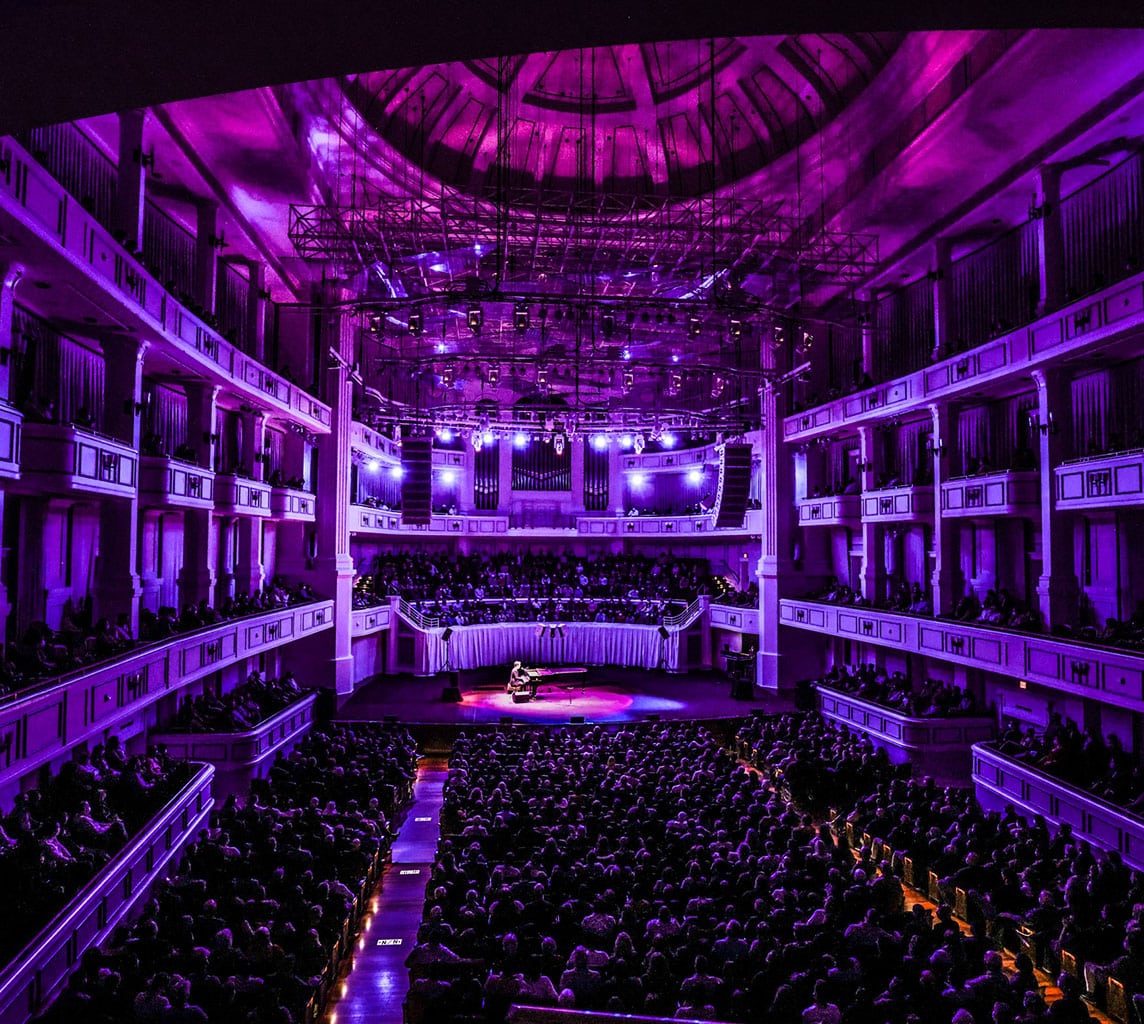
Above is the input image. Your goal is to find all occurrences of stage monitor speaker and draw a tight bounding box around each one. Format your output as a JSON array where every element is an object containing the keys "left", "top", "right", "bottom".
[
  {"left": 512, "top": 692, "right": 531, "bottom": 703},
  {"left": 570, "top": 715, "right": 586, "bottom": 724},
  {"left": 441, "top": 686, "right": 462, "bottom": 702},
  {"left": 400, "top": 436, "right": 434, "bottom": 524},
  {"left": 441, "top": 627, "right": 454, "bottom": 642},
  {"left": 657, "top": 625, "right": 670, "bottom": 639},
  {"left": 713, "top": 443, "right": 753, "bottom": 529}
]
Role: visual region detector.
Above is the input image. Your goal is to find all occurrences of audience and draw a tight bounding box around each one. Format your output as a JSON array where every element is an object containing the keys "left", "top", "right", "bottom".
[
  {"left": 169, "top": 672, "right": 310, "bottom": 733},
  {"left": 41, "top": 724, "right": 417, "bottom": 1024},
  {"left": 812, "top": 663, "right": 987, "bottom": 718},
  {"left": 0, "top": 742, "right": 188, "bottom": 968}
]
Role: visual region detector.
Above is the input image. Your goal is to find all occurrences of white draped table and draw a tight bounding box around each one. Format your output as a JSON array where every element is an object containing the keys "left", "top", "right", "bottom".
[{"left": 419, "top": 621, "right": 680, "bottom": 675}]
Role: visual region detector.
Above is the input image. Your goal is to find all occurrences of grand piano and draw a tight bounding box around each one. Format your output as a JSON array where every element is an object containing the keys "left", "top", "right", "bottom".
[{"left": 506, "top": 665, "right": 587, "bottom": 703}]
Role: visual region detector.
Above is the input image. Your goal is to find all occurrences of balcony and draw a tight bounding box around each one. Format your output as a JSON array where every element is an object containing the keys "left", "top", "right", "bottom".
[
  {"left": 941, "top": 470, "right": 1040, "bottom": 518},
  {"left": 0, "top": 137, "right": 331, "bottom": 437},
  {"left": 0, "top": 600, "right": 333, "bottom": 791},
  {"left": 796, "top": 494, "right": 860, "bottom": 528},
  {"left": 19, "top": 422, "right": 137, "bottom": 499},
  {"left": 271, "top": 485, "right": 317, "bottom": 522},
  {"left": 349, "top": 420, "right": 401, "bottom": 463},
  {"left": 973, "top": 744, "right": 1144, "bottom": 869},
  {"left": 860, "top": 484, "right": 934, "bottom": 523},
  {"left": 817, "top": 685, "right": 994, "bottom": 775},
  {"left": 0, "top": 403, "right": 21, "bottom": 480},
  {"left": 780, "top": 598, "right": 1144, "bottom": 710},
  {"left": 139, "top": 455, "right": 215, "bottom": 510},
  {"left": 151, "top": 694, "right": 317, "bottom": 796},
  {"left": 214, "top": 473, "right": 272, "bottom": 517},
  {"left": 351, "top": 603, "right": 392, "bottom": 637},
  {"left": 1055, "top": 449, "right": 1144, "bottom": 510},
  {"left": 709, "top": 603, "right": 760, "bottom": 633},
  {"left": 0, "top": 763, "right": 214, "bottom": 1024}
]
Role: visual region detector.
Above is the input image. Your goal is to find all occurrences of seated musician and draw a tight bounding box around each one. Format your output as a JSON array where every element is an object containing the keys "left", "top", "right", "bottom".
[{"left": 508, "top": 661, "right": 527, "bottom": 695}]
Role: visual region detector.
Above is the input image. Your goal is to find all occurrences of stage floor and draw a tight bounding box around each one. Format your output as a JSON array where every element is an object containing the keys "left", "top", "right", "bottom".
[{"left": 338, "top": 668, "right": 774, "bottom": 725}]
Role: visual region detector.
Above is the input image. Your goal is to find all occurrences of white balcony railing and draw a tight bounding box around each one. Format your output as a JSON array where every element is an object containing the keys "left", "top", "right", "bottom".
[
  {"left": 1055, "top": 449, "right": 1144, "bottom": 510},
  {"left": 271, "top": 485, "right": 317, "bottom": 521},
  {"left": 215, "top": 473, "right": 273, "bottom": 516},
  {"left": 20, "top": 422, "right": 137, "bottom": 499},
  {"left": 860, "top": 483, "right": 934, "bottom": 523},
  {"left": 941, "top": 469, "right": 1040, "bottom": 517},
  {"left": 796, "top": 494, "right": 861, "bottom": 527},
  {"left": 0, "top": 402, "right": 22, "bottom": 481},
  {"left": 138, "top": 455, "right": 215, "bottom": 510}
]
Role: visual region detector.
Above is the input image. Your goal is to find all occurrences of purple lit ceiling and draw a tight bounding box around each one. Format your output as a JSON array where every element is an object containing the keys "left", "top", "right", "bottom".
[{"left": 341, "top": 35, "right": 903, "bottom": 196}]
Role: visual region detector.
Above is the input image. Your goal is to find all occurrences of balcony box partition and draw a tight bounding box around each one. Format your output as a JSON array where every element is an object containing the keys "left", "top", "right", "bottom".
[
  {"left": 138, "top": 455, "right": 215, "bottom": 510},
  {"left": 19, "top": 423, "right": 137, "bottom": 499},
  {"left": 796, "top": 494, "right": 861, "bottom": 528},
  {"left": 860, "top": 484, "right": 934, "bottom": 523},
  {"left": 214, "top": 473, "right": 272, "bottom": 517},
  {"left": 1055, "top": 450, "right": 1144, "bottom": 510},
  {"left": 270, "top": 485, "right": 316, "bottom": 521},
  {"left": 0, "top": 404, "right": 22, "bottom": 481},
  {"left": 941, "top": 470, "right": 1040, "bottom": 518}
]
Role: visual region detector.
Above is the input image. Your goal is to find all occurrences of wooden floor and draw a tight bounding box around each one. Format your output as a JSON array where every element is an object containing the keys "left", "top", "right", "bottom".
[{"left": 326, "top": 757, "right": 447, "bottom": 1024}]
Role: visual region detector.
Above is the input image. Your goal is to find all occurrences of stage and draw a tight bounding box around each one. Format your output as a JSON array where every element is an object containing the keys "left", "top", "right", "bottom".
[{"left": 338, "top": 668, "right": 773, "bottom": 726}]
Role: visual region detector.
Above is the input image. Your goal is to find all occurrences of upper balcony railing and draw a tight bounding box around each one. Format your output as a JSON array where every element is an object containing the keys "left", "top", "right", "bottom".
[
  {"left": 780, "top": 597, "right": 1144, "bottom": 711},
  {"left": 1055, "top": 448, "right": 1144, "bottom": 510},
  {"left": 940, "top": 469, "right": 1041, "bottom": 518},
  {"left": 0, "top": 599, "right": 333, "bottom": 790},
  {"left": 0, "top": 403, "right": 22, "bottom": 481},
  {"left": 0, "top": 135, "right": 331, "bottom": 435},
  {"left": 19, "top": 422, "right": 138, "bottom": 499}
]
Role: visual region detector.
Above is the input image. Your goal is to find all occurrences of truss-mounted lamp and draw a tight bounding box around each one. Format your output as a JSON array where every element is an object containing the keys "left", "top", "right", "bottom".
[
  {"left": 661, "top": 431, "right": 677, "bottom": 449},
  {"left": 514, "top": 303, "right": 530, "bottom": 332},
  {"left": 408, "top": 312, "right": 423, "bottom": 336},
  {"left": 622, "top": 369, "right": 634, "bottom": 394},
  {"left": 436, "top": 427, "right": 454, "bottom": 443},
  {"left": 1028, "top": 410, "right": 1057, "bottom": 435},
  {"left": 486, "top": 364, "right": 500, "bottom": 385},
  {"left": 729, "top": 318, "right": 744, "bottom": 339},
  {"left": 554, "top": 434, "right": 566, "bottom": 456},
  {"left": 513, "top": 432, "right": 529, "bottom": 449},
  {"left": 688, "top": 315, "right": 702, "bottom": 337},
  {"left": 619, "top": 434, "right": 634, "bottom": 450},
  {"left": 667, "top": 372, "right": 682, "bottom": 397},
  {"left": 471, "top": 428, "right": 483, "bottom": 452},
  {"left": 537, "top": 367, "right": 549, "bottom": 388},
  {"left": 591, "top": 434, "right": 609, "bottom": 451},
  {"left": 601, "top": 312, "right": 616, "bottom": 338},
  {"left": 467, "top": 305, "right": 483, "bottom": 334},
  {"left": 711, "top": 375, "right": 726, "bottom": 399},
  {"left": 633, "top": 433, "right": 646, "bottom": 455}
]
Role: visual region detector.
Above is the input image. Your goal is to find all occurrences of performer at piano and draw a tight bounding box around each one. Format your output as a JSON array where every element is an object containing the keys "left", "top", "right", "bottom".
[{"left": 507, "top": 660, "right": 530, "bottom": 696}]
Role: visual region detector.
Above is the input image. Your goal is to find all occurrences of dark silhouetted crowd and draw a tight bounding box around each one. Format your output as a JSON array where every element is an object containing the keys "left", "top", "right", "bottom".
[
  {"left": 169, "top": 672, "right": 311, "bottom": 733},
  {"left": 812, "top": 663, "right": 988, "bottom": 718}
]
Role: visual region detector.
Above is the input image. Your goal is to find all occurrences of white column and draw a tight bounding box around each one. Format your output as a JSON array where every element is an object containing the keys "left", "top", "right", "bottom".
[
  {"left": 758, "top": 376, "right": 796, "bottom": 690},
  {"left": 1032, "top": 368, "right": 1078, "bottom": 626},
  {"left": 195, "top": 200, "right": 219, "bottom": 314},
  {"left": 856, "top": 425, "right": 884, "bottom": 604},
  {"left": 179, "top": 383, "right": 220, "bottom": 607},
  {"left": 1033, "top": 164, "right": 1066, "bottom": 317},
  {"left": 929, "top": 402, "right": 958, "bottom": 616},
  {"left": 931, "top": 238, "right": 954, "bottom": 361},
  {"left": 114, "top": 109, "right": 147, "bottom": 251}
]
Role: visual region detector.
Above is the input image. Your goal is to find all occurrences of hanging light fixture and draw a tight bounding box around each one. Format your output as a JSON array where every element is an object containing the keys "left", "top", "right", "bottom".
[
  {"left": 514, "top": 303, "right": 530, "bottom": 331},
  {"left": 467, "top": 305, "right": 483, "bottom": 334},
  {"left": 408, "top": 311, "right": 423, "bottom": 335}
]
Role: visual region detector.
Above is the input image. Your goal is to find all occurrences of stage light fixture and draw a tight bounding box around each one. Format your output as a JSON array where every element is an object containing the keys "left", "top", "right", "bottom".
[
  {"left": 633, "top": 433, "right": 646, "bottom": 454},
  {"left": 408, "top": 312, "right": 423, "bottom": 335},
  {"left": 621, "top": 347, "right": 632, "bottom": 361},
  {"left": 514, "top": 303, "right": 530, "bottom": 331},
  {"left": 482, "top": 429, "right": 495, "bottom": 445},
  {"left": 591, "top": 434, "right": 608, "bottom": 450},
  {"left": 622, "top": 369, "right": 634, "bottom": 394},
  {"left": 467, "top": 305, "right": 483, "bottom": 333},
  {"left": 688, "top": 315, "right": 701, "bottom": 336},
  {"left": 437, "top": 427, "right": 454, "bottom": 443},
  {"left": 729, "top": 317, "right": 743, "bottom": 338},
  {"left": 486, "top": 364, "right": 500, "bottom": 385},
  {"left": 687, "top": 468, "right": 704, "bottom": 485},
  {"left": 668, "top": 372, "right": 682, "bottom": 397},
  {"left": 470, "top": 428, "right": 483, "bottom": 451},
  {"left": 711, "top": 375, "right": 726, "bottom": 398},
  {"left": 662, "top": 432, "right": 677, "bottom": 448},
  {"left": 630, "top": 472, "right": 648, "bottom": 487},
  {"left": 554, "top": 434, "right": 566, "bottom": 456},
  {"left": 389, "top": 465, "right": 405, "bottom": 480},
  {"left": 513, "top": 432, "right": 529, "bottom": 449},
  {"left": 602, "top": 312, "right": 616, "bottom": 337},
  {"left": 366, "top": 458, "right": 380, "bottom": 472},
  {"left": 619, "top": 434, "right": 634, "bottom": 450},
  {"left": 440, "top": 468, "right": 457, "bottom": 485}
]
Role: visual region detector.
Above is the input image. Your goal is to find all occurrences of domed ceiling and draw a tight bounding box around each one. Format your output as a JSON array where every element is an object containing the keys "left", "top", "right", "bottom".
[{"left": 342, "top": 33, "right": 903, "bottom": 197}]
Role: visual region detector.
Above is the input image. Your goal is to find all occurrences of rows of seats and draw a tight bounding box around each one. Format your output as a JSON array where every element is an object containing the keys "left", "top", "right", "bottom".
[
  {"left": 169, "top": 671, "right": 311, "bottom": 733},
  {"left": 810, "top": 663, "right": 989, "bottom": 718},
  {"left": 39, "top": 723, "right": 417, "bottom": 1024},
  {"left": 0, "top": 741, "right": 189, "bottom": 968}
]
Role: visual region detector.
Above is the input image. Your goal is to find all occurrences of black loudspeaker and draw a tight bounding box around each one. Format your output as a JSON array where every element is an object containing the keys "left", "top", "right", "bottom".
[
  {"left": 441, "top": 686, "right": 462, "bottom": 702},
  {"left": 657, "top": 625, "right": 670, "bottom": 639},
  {"left": 512, "top": 692, "right": 531, "bottom": 703},
  {"left": 570, "top": 715, "right": 586, "bottom": 724},
  {"left": 401, "top": 436, "right": 434, "bottom": 524},
  {"left": 441, "top": 627, "right": 454, "bottom": 642},
  {"left": 731, "top": 677, "right": 754, "bottom": 700},
  {"left": 713, "top": 443, "right": 753, "bottom": 528}
]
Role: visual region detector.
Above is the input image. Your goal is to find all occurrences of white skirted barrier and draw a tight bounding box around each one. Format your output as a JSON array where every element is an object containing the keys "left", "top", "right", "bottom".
[{"left": 420, "top": 622, "right": 680, "bottom": 674}]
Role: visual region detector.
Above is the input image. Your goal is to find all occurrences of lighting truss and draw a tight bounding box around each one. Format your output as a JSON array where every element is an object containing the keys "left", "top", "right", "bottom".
[{"left": 288, "top": 185, "right": 879, "bottom": 297}]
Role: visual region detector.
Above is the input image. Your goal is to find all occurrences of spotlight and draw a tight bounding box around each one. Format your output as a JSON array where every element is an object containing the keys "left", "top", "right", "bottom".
[
  {"left": 688, "top": 315, "right": 701, "bottom": 336},
  {"left": 440, "top": 468, "right": 457, "bottom": 485},
  {"left": 537, "top": 367, "right": 549, "bottom": 388},
  {"left": 687, "top": 468, "right": 704, "bottom": 485},
  {"left": 389, "top": 465, "right": 405, "bottom": 480},
  {"left": 622, "top": 369, "right": 634, "bottom": 394},
  {"left": 513, "top": 432, "right": 529, "bottom": 449},
  {"left": 467, "top": 305, "right": 483, "bottom": 333},
  {"left": 486, "top": 364, "right": 500, "bottom": 385},
  {"left": 662, "top": 432, "right": 677, "bottom": 448},
  {"left": 668, "top": 372, "right": 682, "bottom": 397},
  {"left": 514, "top": 303, "right": 530, "bottom": 331},
  {"left": 619, "top": 434, "right": 634, "bottom": 450},
  {"left": 630, "top": 472, "right": 648, "bottom": 487},
  {"left": 482, "top": 429, "right": 495, "bottom": 445},
  {"left": 442, "top": 365, "right": 455, "bottom": 389},
  {"left": 602, "top": 312, "right": 616, "bottom": 337},
  {"left": 711, "top": 375, "right": 726, "bottom": 398},
  {"left": 554, "top": 434, "right": 565, "bottom": 456},
  {"left": 591, "top": 434, "right": 608, "bottom": 450},
  {"left": 408, "top": 312, "right": 423, "bottom": 335},
  {"left": 633, "top": 433, "right": 646, "bottom": 454},
  {"left": 621, "top": 348, "right": 632, "bottom": 361},
  {"left": 437, "top": 427, "right": 454, "bottom": 443},
  {"left": 471, "top": 428, "right": 483, "bottom": 452},
  {"left": 366, "top": 459, "right": 380, "bottom": 472},
  {"left": 729, "top": 317, "right": 743, "bottom": 338}
]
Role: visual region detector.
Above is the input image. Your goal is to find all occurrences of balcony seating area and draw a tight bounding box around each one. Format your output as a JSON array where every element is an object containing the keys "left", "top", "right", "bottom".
[
  {"left": 812, "top": 663, "right": 988, "bottom": 718},
  {"left": 0, "top": 742, "right": 190, "bottom": 969},
  {"left": 166, "top": 671, "right": 311, "bottom": 734},
  {"left": 40, "top": 723, "right": 417, "bottom": 1024}
]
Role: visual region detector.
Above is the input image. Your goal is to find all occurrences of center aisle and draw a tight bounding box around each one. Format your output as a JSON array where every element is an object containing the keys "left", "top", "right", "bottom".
[{"left": 330, "top": 756, "right": 448, "bottom": 1024}]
